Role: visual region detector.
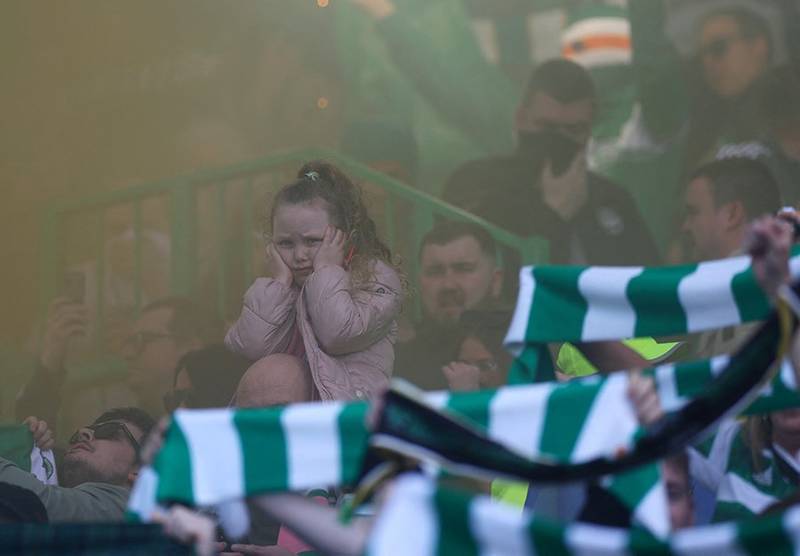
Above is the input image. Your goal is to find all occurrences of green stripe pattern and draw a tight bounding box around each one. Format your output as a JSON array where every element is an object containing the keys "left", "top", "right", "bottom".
[
  {"left": 128, "top": 251, "right": 800, "bottom": 544},
  {"left": 129, "top": 373, "right": 671, "bottom": 531},
  {"left": 505, "top": 252, "right": 800, "bottom": 353},
  {"left": 127, "top": 347, "right": 800, "bottom": 523},
  {"left": 366, "top": 475, "right": 800, "bottom": 556}
]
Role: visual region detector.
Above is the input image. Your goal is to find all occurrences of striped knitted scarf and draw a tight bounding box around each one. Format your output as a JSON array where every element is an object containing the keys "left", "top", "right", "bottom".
[
  {"left": 366, "top": 474, "right": 800, "bottom": 556},
  {"left": 128, "top": 348, "right": 797, "bottom": 535},
  {"left": 129, "top": 254, "right": 800, "bottom": 537},
  {"left": 505, "top": 253, "right": 800, "bottom": 382},
  {"left": 126, "top": 376, "right": 670, "bottom": 529}
]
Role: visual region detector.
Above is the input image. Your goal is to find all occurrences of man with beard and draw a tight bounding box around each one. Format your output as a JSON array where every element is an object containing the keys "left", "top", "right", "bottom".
[
  {"left": 443, "top": 58, "right": 660, "bottom": 267},
  {"left": 394, "top": 221, "right": 502, "bottom": 390},
  {"left": 0, "top": 407, "right": 154, "bottom": 522},
  {"left": 394, "top": 221, "right": 648, "bottom": 389}
]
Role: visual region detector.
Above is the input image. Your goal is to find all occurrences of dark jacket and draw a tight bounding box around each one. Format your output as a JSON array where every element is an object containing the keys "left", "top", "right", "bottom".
[{"left": 444, "top": 155, "right": 662, "bottom": 267}]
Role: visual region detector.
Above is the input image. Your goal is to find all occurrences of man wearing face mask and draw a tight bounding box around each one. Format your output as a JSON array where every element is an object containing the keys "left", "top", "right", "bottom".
[{"left": 444, "top": 59, "right": 660, "bottom": 267}]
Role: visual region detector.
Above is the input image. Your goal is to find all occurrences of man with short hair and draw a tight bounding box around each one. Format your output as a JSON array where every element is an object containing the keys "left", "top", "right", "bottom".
[
  {"left": 394, "top": 221, "right": 502, "bottom": 390},
  {"left": 682, "top": 156, "right": 781, "bottom": 360},
  {"left": 682, "top": 157, "right": 781, "bottom": 262},
  {"left": 444, "top": 59, "right": 660, "bottom": 267},
  {"left": 417, "top": 222, "right": 502, "bottom": 328},
  {"left": 0, "top": 407, "right": 154, "bottom": 522},
  {"left": 123, "top": 297, "right": 218, "bottom": 417}
]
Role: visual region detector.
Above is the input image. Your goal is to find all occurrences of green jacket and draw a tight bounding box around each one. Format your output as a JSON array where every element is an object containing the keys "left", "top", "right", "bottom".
[{"left": 0, "top": 456, "right": 129, "bottom": 522}]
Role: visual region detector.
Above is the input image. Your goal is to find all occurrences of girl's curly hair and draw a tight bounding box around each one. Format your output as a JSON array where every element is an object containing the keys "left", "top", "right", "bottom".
[{"left": 267, "top": 160, "right": 403, "bottom": 287}]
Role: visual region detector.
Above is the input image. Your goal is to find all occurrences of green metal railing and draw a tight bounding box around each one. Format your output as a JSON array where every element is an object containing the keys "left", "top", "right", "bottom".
[{"left": 40, "top": 148, "right": 548, "bottom": 352}]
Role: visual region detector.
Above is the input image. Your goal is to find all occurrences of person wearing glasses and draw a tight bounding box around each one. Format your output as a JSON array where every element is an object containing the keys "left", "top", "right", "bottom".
[
  {"left": 686, "top": 6, "right": 773, "bottom": 169},
  {"left": 0, "top": 407, "right": 154, "bottom": 522},
  {"left": 440, "top": 308, "right": 512, "bottom": 393},
  {"left": 17, "top": 296, "right": 218, "bottom": 434},
  {"left": 619, "top": 2, "right": 776, "bottom": 176}
]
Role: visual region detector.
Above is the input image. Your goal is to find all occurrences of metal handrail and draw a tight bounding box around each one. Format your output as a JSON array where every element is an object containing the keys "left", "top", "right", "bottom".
[{"left": 39, "top": 148, "right": 548, "bottom": 382}]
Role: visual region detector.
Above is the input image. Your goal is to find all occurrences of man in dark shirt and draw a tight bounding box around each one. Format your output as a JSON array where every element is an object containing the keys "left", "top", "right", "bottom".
[
  {"left": 394, "top": 222, "right": 502, "bottom": 390},
  {"left": 444, "top": 59, "right": 660, "bottom": 267}
]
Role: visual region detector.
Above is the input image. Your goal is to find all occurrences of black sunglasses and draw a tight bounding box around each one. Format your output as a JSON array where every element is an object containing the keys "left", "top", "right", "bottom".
[{"left": 69, "top": 421, "right": 141, "bottom": 453}]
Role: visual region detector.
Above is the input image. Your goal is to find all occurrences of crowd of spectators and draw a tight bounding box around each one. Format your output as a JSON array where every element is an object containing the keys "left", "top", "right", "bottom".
[{"left": 2, "top": 1, "right": 800, "bottom": 554}]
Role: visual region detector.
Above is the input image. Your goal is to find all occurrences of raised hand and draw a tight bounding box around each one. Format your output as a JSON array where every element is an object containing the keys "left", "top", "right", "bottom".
[
  {"left": 627, "top": 370, "right": 663, "bottom": 427},
  {"left": 442, "top": 361, "right": 482, "bottom": 392},
  {"left": 746, "top": 215, "right": 794, "bottom": 300},
  {"left": 23, "top": 416, "right": 55, "bottom": 452},
  {"left": 540, "top": 154, "right": 588, "bottom": 222},
  {"left": 41, "top": 298, "right": 88, "bottom": 372},
  {"left": 313, "top": 226, "right": 346, "bottom": 271}
]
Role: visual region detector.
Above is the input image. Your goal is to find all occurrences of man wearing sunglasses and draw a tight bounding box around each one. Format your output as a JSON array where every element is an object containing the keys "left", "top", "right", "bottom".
[
  {"left": 0, "top": 407, "right": 154, "bottom": 522},
  {"left": 697, "top": 7, "right": 771, "bottom": 102},
  {"left": 627, "top": 2, "right": 775, "bottom": 174}
]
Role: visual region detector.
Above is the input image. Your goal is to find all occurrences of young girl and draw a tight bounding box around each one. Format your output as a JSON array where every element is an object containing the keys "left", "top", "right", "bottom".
[{"left": 225, "top": 161, "right": 404, "bottom": 402}]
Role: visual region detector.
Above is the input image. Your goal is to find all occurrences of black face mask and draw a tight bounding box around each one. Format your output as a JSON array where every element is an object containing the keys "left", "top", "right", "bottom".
[{"left": 516, "top": 129, "right": 586, "bottom": 177}]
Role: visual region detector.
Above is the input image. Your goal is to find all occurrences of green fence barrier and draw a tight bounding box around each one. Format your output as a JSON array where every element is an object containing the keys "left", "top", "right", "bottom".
[{"left": 38, "top": 148, "right": 548, "bottom": 386}]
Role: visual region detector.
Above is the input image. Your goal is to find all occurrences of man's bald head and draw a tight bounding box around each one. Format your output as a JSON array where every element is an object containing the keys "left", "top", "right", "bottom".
[{"left": 233, "top": 354, "right": 312, "bottom": 408}]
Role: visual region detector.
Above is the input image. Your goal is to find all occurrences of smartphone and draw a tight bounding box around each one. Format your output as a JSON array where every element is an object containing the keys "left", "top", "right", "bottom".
[{"left": 61, "top": 271, "right": 86, "bottom": 304}]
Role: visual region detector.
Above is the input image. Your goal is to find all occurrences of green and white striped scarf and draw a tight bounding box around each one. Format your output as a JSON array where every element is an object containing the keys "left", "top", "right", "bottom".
[
  {"left": 127, "top": 345, "right": 800, "bottom": 533},
  {"left": 129, "top": 254, "right": 800, "bottom": 535},
  {"left": 366, "top": 474, "right": 800, "bottom": 556},
  {"left": 0, "top": 425, "right": 57, "bottom": 485},
  {"left": 653, "top": 355, "right": 800, "bottom": 415},
  {"left": 505, "top": 253, "right": 800, "bottom": 381},
  {"left": 127, "top": 402, "right": 369, "bottom": 522},
  {"left": 127, "top": 373, "right": 682, "bottom": 534}
]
